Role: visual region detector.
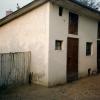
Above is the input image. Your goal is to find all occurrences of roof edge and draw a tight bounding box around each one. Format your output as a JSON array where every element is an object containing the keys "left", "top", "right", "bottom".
[
  {"left": 51, "top": 0, "right": 100, "bottom": 21},
  {"left": 0, "top": 0, "right": 49, "bottom": 26},
  {"left": 0, "top": 0, "right": 100, "bottom": 26},
  {"left": 69, "top": 0, "right": 100, "bottom": 14}
]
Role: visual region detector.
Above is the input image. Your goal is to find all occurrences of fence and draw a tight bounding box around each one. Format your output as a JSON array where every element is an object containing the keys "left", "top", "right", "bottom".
[{"left": 0, "top": 52, "right": 31, "bottom": 88}]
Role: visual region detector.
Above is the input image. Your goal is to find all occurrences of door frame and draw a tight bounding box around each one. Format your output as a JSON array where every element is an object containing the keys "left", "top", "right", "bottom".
[{"left": 97, "top": 40, "right": 100, "bottom": 73}]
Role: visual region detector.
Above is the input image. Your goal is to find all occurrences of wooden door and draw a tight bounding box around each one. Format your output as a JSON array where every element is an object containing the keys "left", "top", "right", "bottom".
[
  {"left": 97, "top": 41, "right": 100, "bottom": 73},
  {"left": 69, "top": 12, "right": 78, "bottom": 35},
  {"left": 67, "top": 37, "right": 79, "bottom": 82}
]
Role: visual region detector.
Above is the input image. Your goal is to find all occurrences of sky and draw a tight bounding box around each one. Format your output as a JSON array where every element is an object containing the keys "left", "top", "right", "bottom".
[{"left": 0, "top": 0, "right": 33, "bottom": 19}]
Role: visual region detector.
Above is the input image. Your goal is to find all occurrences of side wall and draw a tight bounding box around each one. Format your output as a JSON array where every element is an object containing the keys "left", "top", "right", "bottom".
[
  {"left": 0, "top": 2, "right": 50, "bottom": 86},
  {"left": 78, "top": 16, "right": 97, "bottom": 77},
  {"left": 49, "top": 3, "right": 98, "bottom": 86}
]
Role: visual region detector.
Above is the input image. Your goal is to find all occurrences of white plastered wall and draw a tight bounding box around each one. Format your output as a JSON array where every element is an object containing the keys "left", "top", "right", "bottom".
[
  {"left": 49, "top": 2, "right": 98, "bottom": 86},
  {"left": 78, "top": 15, "right": 98, "bottom": 77},
  {"left": 0, "top": 2, "right": 50, "bottom": 86},
  {"left": 49, "top": 3, "right": 68, "bottom": 86}
]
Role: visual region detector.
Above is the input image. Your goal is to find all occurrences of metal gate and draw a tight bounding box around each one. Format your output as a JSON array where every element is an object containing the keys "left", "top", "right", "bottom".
[{"left": 0, "top": 52, "right": 31, "bottom": 87}]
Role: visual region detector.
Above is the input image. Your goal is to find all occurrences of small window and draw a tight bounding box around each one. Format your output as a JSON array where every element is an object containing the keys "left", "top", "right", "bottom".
[
  {"left": 55, "top": 40, "right": 63, "bottom": 50},
  {"left": 98, "top": 22, "right": 100, "bottom": 38},
  {"left": 86, "top": 42, "right": 92, "bottom": 56},
  {"left": 59, "top": 7, "right": 63, "bottom": 16}
]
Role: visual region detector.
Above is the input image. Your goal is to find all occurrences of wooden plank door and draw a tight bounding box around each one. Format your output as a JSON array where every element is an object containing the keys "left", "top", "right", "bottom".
[
  {"left": 97, "top": 41, "right": 100, "bottom": 73},
  {"left": 67, "top": 37, "right": 79, "bottom": 82}
]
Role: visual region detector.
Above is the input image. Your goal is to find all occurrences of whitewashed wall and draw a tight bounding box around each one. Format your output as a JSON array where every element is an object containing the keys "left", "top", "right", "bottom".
[
  {"left": 78, "top": 16, "right": 97, "bottom": 77},
  {"left": 0, "top": 2, "right": 50, "bottom": 86},
  {"left": 49, "top": 3, "right": 68, "bottom": 86},
  {"left": 49, "top": 2, "right": 98, "bottom": 86}
]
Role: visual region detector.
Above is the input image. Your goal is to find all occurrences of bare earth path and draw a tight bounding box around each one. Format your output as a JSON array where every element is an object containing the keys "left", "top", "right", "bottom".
[{"left": 1, "top": 75, "right": 100, "bottom": 100}]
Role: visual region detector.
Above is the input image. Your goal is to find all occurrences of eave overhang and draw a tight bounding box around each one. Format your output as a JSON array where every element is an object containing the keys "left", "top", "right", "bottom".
[
  {"left": 0, "top": 0, "right": 48, "bottom": 26},
  {"left": 51, "top": 0, "right": 100, "bottom": 21},
  {"left": 0, "top": 0, "right": 100, "bottom": 27}
]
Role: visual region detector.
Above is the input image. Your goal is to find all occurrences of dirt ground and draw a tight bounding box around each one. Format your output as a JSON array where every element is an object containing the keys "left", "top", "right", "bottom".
[{"left": 1, "top": 75, "right": 100, "bottom": 100}]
